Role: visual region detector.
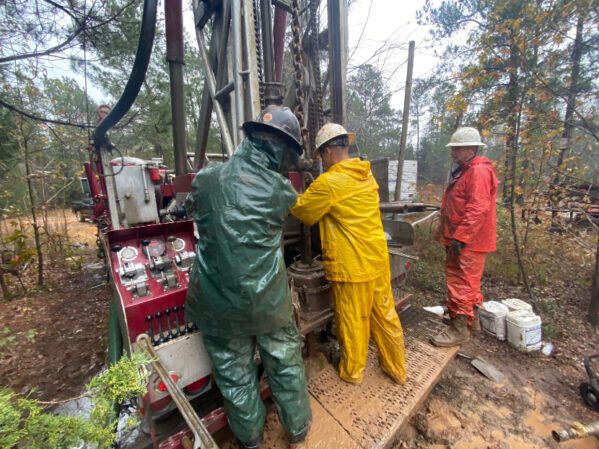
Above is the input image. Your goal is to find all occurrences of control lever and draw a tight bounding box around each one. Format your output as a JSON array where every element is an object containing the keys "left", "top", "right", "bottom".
[
  {"left": 111, "top": 244, "right": 123, "bottom": 270},
  {"left": 173, "top": 305, "right": 184, "bottom": 336},
  {"left": 155, "top": 311, "right": 166, "bottom": 345},
  {"left": 146, "top": 315, "right": 156, "bottom": 346},
  {"left": 141, "top": 239, "right": 151, "bottom": 259},
  {"left": 181, "top": 304, "right": 197, "bottom": 332},
  {"left": 167, "top": 235, "right": 177, "bottom": 253},
  {"left": 164, "top": 308, "right": 175, "bottom": 341}
]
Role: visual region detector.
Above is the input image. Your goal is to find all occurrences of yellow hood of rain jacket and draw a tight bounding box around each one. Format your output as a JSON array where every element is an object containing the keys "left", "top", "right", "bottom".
[{"left": 291, "top": 158, "right": 389, "bottom": 282}]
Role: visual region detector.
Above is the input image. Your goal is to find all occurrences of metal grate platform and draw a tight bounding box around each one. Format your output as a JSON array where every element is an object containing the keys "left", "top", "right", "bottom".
[{"left": 221, "top": 306, "right": 458, "bottom": 449}]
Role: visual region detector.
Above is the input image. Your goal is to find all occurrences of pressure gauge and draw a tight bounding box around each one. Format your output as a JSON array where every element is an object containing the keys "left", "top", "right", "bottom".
[
  {"left": 146, "top": 239, "right": 166, "bottom": 257},
  {"left": 119, "top": 246, "right": 138, "bottom": 262}
]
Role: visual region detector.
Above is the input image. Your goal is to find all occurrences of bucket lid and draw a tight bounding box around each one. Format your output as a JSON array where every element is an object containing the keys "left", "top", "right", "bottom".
[
  {"left": 506, "top": 309, "right": 541, "bottom": 324},
  {"left": 502, "top": 298, "right": 533, "bottom": 311},
  {"left": 480, "top": 301, "right": 510, "bottom": 315}
]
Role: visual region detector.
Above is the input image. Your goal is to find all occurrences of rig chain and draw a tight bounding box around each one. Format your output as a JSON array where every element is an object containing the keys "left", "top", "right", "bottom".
[
  {"left": 290, "top": 0, "right": 307, "bottom": 148},
  {"left": 252, "top": 0, "right": 265, "bottom": 109}
]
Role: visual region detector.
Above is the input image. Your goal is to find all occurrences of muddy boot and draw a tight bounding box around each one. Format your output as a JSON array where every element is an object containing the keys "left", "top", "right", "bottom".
[
  {"left": 470, "top": 305, "right": 481, "bottom": 333},
  {"left": 431, "top": 314, "right": 470, "bottom": 347},
  {"left": 442, "top": 313, "right": 451, "bottom": 325}
]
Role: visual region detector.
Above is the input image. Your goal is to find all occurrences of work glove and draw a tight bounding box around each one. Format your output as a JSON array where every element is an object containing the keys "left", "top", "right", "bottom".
[{"left": 448, "top": 239, "right": 465, "bottom": 256}]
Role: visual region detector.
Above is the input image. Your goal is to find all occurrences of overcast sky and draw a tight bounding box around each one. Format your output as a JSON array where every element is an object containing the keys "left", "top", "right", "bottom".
[
  {"left": 68, "top": 1, "right": 439, "bottom": 112},
  {"left": 347, "top": 0, "right": 438, "bottom": 109}
]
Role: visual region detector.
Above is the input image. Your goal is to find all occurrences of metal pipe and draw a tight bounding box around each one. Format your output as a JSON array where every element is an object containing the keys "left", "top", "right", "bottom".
[
  {"left": 412, "top": 210, "right": 439, "bottom": 227},
  {"left": 241, "top": 0, "right": 262, "bottom": 119},
  {"left": 552, "top": 422, "right": 599, "bottom": 442},
  {"left": 84, "top": 162, "right": 100, "bottom": 198},
  {"left": 196, "top": 28, "right": 235, "bottom": 156},
  {"left": 94, "top": 0, "right": 157, "bottom": 146},
  {"left": 273, "top": 6, "right": 287, "bottom": 82},
  {"left": 260, "top": 0, "right": 275, "bottom": 82},
  {"left": 327, "top": 0, "right": 347, "bottom": 126},
  {"left": 232, "top": 0, "right": 244, "bottom": 145},
  {"left": 193, "top": 0, "right": 228, "bottom": 170},
  {"left": 165, "top": 0, "right": 188, "bottom": 176}
]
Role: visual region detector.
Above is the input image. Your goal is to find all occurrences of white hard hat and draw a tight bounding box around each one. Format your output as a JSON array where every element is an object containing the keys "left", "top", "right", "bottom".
[
  {"left": 313, "top": 123, "right": 356, "bottom": 158},
  {"left": 446, "top": 127, "right": 486, "bottom": 147}
]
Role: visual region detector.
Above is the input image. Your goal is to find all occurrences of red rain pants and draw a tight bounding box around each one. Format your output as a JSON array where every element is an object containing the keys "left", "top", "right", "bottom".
[{"left": 445, "top": 247, "right": 487, "bottom": 323}]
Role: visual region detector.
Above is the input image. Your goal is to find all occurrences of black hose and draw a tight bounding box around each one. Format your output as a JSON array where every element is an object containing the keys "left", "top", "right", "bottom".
[{"left": 93, "top": 0, "right": 158, "bottom": 147}]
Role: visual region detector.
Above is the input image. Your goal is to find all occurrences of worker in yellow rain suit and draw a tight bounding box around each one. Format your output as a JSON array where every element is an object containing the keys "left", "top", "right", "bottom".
[{"left": 291, "top": 123, "right": 406, "bottom": 385}]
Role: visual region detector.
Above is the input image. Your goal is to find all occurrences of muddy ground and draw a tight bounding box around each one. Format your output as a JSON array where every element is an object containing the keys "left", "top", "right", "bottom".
[{"left": 0, "top": 211, "right": 597, "bottom": 448}]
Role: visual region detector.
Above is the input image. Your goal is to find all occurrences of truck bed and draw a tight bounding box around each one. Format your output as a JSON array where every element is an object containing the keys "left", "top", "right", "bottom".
[{"left": 218, "top": 306, "right": 457, "bottom": 448}]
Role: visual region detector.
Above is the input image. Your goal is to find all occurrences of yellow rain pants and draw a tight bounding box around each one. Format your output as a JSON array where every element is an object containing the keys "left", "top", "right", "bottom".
[
  {"left": 332, "top": 276, "right": 405, "bottom": 384},
  {"left": 291, "top": 158, "right": 406, "bottom": 384}
]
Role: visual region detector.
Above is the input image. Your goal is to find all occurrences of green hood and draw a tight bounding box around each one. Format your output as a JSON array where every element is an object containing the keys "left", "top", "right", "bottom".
[{"left": 184, "top": 139, "right": 299, "bottom": 337}]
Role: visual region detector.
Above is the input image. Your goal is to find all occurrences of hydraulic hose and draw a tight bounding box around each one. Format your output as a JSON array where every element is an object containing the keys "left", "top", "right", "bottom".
[
  {"left": 93, "top": 0, "right": 158, "bottom": 147},
  {"left": 108, "top": 297, "right": 123, "bottom": 366}
]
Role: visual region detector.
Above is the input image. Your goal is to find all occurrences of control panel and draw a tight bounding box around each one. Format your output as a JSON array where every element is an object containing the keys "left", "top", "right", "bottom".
[{"left": 106, "top": 220, "right": 197, "bottom": 344}]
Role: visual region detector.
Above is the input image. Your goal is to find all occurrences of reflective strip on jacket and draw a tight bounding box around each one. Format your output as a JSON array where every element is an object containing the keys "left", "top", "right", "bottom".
[
  {"left": 436, "top": 155, "right": 498, "bottom": 252},
  {"left": 291, "top": 158, "right": 388, "bottom": 282},
  {"left": 184, "top": 139, "right": 298, "bottom": 338}
]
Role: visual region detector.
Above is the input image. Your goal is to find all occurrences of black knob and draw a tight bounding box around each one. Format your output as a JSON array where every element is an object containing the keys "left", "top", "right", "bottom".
[{"left": 110, "top": 244, "right": 122, "bottom": 252}]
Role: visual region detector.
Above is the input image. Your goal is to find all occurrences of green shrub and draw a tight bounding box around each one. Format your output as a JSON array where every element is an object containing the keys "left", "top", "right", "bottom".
[{"left": 0, "top": 351, "right": 153, "bottom": 448}]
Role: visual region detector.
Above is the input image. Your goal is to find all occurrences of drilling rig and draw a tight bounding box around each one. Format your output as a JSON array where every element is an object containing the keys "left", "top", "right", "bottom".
[{"left": 84, "top": 0, "right": 423, "bottom": 447}]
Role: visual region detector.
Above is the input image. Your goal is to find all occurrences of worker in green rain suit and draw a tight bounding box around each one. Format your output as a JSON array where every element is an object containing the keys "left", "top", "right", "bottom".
[
  {"left": 185, "top": 105, "right": 311, "bottom": 449},
  {"left": 291, "top": 123, "right": 406, "bottom": 385}
]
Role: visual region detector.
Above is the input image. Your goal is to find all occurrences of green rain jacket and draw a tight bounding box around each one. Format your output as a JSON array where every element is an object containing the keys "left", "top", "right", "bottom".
[{"left": 185, "top": 138, "right": 298, "bottom": 338}]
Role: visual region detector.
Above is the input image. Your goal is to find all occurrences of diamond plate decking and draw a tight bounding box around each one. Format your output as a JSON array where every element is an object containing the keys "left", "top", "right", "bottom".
[{"left": 220, "top": 306, "right": 458, "bottom": 449}]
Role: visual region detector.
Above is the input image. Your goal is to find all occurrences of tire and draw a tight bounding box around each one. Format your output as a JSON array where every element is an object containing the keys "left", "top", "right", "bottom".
[{"left": 76, "top": 211, "right": 85, "bottom": 222}]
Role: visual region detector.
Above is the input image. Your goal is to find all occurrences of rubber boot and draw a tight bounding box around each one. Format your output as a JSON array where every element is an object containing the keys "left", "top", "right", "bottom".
[
  {"left": 470, "top": 305, "right": 481, "bottom": 333},
  {"left": 237, "top": 431, "right": 264, "bottom": 449},
  {"left": 444, "top": 308, "right": 480, "bottom": 332},
  {"left": 442, "top": 313, "right": 451, "bottom": 325},
  {"left": 431, "top": 314, "right": 470, "bottom": 347},
  {"left": 289, "top": 421, "right": 311, "bottom": 445}
]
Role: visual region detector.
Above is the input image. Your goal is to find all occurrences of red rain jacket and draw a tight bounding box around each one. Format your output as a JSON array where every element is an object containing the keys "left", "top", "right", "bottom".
[{"left": 435, "top": 156, "right": 498, "bottom": 252}]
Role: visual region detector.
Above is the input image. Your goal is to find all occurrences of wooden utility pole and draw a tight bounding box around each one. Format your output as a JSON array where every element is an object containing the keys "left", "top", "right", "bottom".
[{"left": 394, "top": 41, "right": 415, "bottom": 202}]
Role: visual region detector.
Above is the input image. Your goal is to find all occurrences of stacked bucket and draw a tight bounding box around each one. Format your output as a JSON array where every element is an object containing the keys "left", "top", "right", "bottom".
[{"left": 478, "top": 298, "right": 542, "bottom": 352}]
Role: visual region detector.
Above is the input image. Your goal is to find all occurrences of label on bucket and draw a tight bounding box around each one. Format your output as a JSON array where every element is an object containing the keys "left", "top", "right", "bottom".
[{"left": 525, "top": 325, "right": 541, "bottom": 347}]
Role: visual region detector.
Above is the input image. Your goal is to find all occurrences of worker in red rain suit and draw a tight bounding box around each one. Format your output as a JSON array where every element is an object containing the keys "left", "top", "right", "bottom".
[{"left": 432, "top": 127, "right": 498, "bottom": 347}]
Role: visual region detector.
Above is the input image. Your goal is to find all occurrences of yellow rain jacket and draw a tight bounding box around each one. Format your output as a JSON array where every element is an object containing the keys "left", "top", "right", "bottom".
[
  {"left": 291, "top": 158, "right": 389, "bottom": 282},
  {"left": 291, "top": 158, "right": 406, "bottom": 384}
]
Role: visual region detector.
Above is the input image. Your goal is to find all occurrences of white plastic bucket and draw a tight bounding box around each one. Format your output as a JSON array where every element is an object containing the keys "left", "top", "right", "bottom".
[
  {"left": 502, "top": 298, "right": 533, "bottom": 314},
  {"left": 506, "top": 310, "right": 542, "bottom": 352},
  {"left": 479, "top": 301, "right": 510, "bottom": 341}
]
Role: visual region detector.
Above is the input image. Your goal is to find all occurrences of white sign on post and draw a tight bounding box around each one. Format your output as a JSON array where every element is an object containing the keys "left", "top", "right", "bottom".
[{"left": 388, "top": 160, "right": 418, "bottom": 201}]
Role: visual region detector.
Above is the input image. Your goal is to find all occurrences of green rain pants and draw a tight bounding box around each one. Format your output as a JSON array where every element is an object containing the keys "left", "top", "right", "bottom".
[{"left": 202, "top": 317, "right": 312, "bottom": 444}]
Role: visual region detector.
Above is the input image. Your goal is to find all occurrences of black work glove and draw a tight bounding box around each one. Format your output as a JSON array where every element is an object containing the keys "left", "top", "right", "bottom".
[{"left": 448, "top": 239, "right": 465, "bottom": 256}]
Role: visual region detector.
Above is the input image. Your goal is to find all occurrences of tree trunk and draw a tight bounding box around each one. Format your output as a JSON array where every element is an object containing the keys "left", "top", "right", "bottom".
[
  {"left": 505, "top": 40, "right": 535, "bottom": 299},
  {"left": 589, "top": 233, "right": 599, "bottom": 325},
  {"left": 22, "top": 135, "right": 44, "bottom": 286},
  {"left": 551, "top": 15, "right": 584, "bottom": 222}
]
